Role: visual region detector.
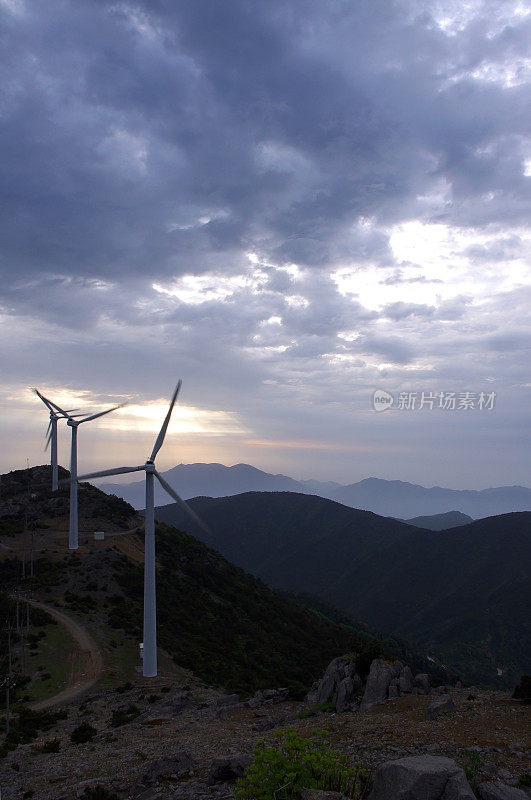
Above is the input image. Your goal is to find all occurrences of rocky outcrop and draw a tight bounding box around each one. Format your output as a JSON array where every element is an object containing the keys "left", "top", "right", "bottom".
[
  {"left": 207, "top": 754, "right": 252, "bottom": 784},
  {"left": 360, "top": 659, "right": 394, "bottom": 711},
  {"left": 368, "top": 755, "right": 476, "bottom": 800},
  {"left": 311, "top": 656, "right": 432, "bottom": 713},
  {"left": 399, "top": 665, "right": 413, "bottom": 694},
  {"left": 310, "top": 656, "right": 362, "bottom": 712},
  {"left": 475, "top": 783, "right": 530, "bottom": 800},
  {"left": 139, "top": 752, "right": 195, "bottom": 786},
  {"left": 425, "top": 693, "right": 455, "bottom": 720}
]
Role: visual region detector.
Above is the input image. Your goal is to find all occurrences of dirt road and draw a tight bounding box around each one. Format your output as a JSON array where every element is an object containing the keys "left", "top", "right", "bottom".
[{"left": 28, "top": 599, "right": 103, "bottom": 710}]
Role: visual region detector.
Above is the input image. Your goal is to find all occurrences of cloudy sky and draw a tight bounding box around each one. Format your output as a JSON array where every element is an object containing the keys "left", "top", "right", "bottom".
[{"left": 1, "top": 0, "right": 530, "bottom": 488}]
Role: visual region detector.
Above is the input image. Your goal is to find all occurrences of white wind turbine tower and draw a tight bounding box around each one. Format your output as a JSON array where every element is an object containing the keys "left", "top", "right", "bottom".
[
  {"left": 32, "top": 388, "right": 82, "bottom": 492},
  {"left": 75, "top": 381, "right": 209, "bottom": 678},
  {"left": 51, "top": 398, "right": 125, "bottom": 550}
]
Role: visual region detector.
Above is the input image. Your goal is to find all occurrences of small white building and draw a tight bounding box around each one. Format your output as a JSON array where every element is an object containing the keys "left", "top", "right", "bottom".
[{"left": 94, "top": 531, "right": 105, "bottom": 541}]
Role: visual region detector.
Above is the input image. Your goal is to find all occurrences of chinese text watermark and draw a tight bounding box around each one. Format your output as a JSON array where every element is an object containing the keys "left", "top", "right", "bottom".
[{"left": 372, "top": 389, "right": 496, "bottom": 412}]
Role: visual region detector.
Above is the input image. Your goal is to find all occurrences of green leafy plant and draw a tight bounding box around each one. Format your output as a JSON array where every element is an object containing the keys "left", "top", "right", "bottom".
[
  {"left": 235, "top": 729, "right": 371, "bottom": 800},
  {"left": 70, "top": 723, "right": 97, "bottom": 744},
  {"left": 461, "top": 749, "right": 483, "bottom": 788}
]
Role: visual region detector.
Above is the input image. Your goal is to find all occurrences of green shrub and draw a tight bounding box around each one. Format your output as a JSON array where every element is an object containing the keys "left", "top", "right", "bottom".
[
  {"left": 64, "top": 591, "right": 97, "bottom": 614},
  {"left": 235, "top": 729, "right": 371, "bottom": 800},
  {"left": 70, "top": 723, "right": 97, "bottom": 744},
  {"left": 461, "top": 749, "right": 483, "bottom": 788},
  {"left": 0, "top": 706, "right": 67, "bottom": 757},
  {"left": 518, "top": 773, "right": 531, "bottom": 788}
]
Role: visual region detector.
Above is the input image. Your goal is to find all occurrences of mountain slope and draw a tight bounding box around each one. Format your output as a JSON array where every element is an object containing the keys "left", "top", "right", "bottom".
[
  {"left": 153, "top": 491, "right": 531, "bottom": 686},
  {"left": 404, "top": 511, "right": 473, "bottom": 530},
  {"left": 97, "top": 461, "right": 531, "bottom": 518},
  {"left": 0, "top": 466, "right": 431, "bottom": 697}
]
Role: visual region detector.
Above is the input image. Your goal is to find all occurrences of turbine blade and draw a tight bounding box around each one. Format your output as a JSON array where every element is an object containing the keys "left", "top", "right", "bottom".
[
  {"left": 32, "top": 388, "right": 71, "bottom": 418},
  {"left": 48, "top": 399, "right": 71, "bottom": 417},
  {"left": 32, "top": 388, "right": 56, "bottom": 413},
  {"left": 45, "top": 420, "right": 52, "bottom": 437},
  {"left": 149, "top": 380, "right": 182, "bottom": 463},
  {"left": 154, "top": 470, "right": 211, "bottom": 535},
  {"left": 76, "top": 465, "right": 144, "bottom": 481},
  {"left": 79, "top": 403, "right": 126, "bottom": 424},
  {"left": 45, "top": 429, "right": 52, "bottom": 451}
]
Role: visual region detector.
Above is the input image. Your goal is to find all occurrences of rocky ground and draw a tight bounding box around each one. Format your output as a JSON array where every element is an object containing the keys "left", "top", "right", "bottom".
[{"left": 1, "top": 671, "right": 529, "bottom": 800}]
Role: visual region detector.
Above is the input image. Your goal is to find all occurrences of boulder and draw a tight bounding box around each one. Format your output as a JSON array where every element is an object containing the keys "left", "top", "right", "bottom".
[
  {"left": 413, "top": 673, "right": 431, "bottom": 694},
  {"left": 399, "top": 666, "right": 413, "bottom": 694},
  {"left": 208, "top": 754, "right": 252, "bottom": 784},
  {"left": 360, "top": 659, "right": 394, "bottom": 711},
  {"left": 316, "top": 657, "right": 350, "bottom": 703},
  {"left": 426, "top": 693, "right": 455, "bottom": 720},
  {"left": 262, "top": 687, "right": 289, "bottom": 701},
  {"left": 392, "top": 660, "right": 404, "bottom": 678},
  {"left": 336, "top": 677, "right": 355, "bottom": 712},
  {"left": 141, "top": 753, "right": 194, "bottom": 785},
  {"left": 368, "top": 755, "right": 476, "bottom": 800},
  {"left": 475, "top": 783, "right": 529, "bottom": 800},
  {"left": 215, "top": 693, "right": 240, "bottom": 706},
  {"left": 388, "top": 683, "right": 399, "bottom": 699}
]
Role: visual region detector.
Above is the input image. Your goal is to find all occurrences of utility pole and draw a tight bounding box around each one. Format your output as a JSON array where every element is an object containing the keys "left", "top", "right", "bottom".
[
  {"left": 1, "top": 620, "right": 14, "bottom": 735},
  {"left": 15, "top": 592, "right": 20, "bottom": 635},
  {"left": 30, "top": 527, "right": 34, "bottom": 579},
  {"left": 21, "top": 514, "right": 27, "bottom": 581}
]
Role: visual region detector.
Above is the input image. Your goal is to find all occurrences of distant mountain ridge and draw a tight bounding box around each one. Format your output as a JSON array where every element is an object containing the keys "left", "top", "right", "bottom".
[
  {"left": 404, "top": 511, "right": 473, "bottom": 530},
  {"left": 97, "top": 461, "right": 531, "bottom": 519},
  {"left": 152, "top": 491, "right": 531, "bottom": 687}
]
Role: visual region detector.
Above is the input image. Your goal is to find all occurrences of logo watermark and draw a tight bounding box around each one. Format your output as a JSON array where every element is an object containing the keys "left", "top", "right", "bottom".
[{"left": 372, "top": 390, "right": 496, "bottom": 412}]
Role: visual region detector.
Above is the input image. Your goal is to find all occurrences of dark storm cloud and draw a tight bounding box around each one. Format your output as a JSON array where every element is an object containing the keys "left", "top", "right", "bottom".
[{"left": 2, "top": 0, "right": 529, "bottom": 299}]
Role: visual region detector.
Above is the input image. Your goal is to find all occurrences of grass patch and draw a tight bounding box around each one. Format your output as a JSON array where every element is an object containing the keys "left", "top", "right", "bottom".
[
  {"left": 24, "top": 623, "right": 78, "bottom": 703},
  {"left": 86, "top": 626, "right": 139, "bottom": 689}
]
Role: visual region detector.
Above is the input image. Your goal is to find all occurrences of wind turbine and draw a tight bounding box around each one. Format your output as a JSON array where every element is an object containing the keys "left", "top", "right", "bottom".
[
  {"left": 32, "top": 389, "right": 81, "bottom": 492},
  {"left": 51, "top": 398, "right": 125, "bottom": 550},
  {"left": 75, "top": 381, "right": 209, "bottom": 678}
]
